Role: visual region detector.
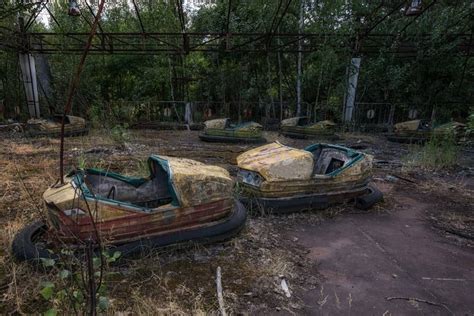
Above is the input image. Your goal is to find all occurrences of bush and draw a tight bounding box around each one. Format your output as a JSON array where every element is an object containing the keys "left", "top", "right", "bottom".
[
  {"left": 37, "top": 250, "right": 120, "bottom": 315},
  {"left": 88, "top": 100, "right": 137, "bottom": 128},
  {"left": 88, "top": 103, "right": 103, "bottom": 128},
  {"left": 467, "top": 108, "right": 474, "bottom": 134},
  {"left": 110, "top": 124, "right": 130, "bottom": 146}
]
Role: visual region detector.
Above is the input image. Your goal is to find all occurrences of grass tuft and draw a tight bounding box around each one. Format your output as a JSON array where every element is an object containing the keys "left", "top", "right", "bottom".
[{"left": 403, "top": 134, "right": 459, "bottom": 170}]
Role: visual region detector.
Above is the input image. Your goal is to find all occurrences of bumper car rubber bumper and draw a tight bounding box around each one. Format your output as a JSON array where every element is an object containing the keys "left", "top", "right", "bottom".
[
  {"left": 239, "top": 185, "right": 382, "bottom": 214},
  {"left": 12, "top": 200, "right": 247, "bottom": 264},
  {"left": 199, "top": 133, "right": 266, "bottom": 143}
]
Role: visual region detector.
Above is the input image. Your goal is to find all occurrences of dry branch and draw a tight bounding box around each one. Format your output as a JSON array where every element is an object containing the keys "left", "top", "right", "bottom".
[
  {"left": 386, "top": 296, "right": 453, "bottom": 314},
  {"left": 216, "top": 266, "right": 227, "bottom": 316}
]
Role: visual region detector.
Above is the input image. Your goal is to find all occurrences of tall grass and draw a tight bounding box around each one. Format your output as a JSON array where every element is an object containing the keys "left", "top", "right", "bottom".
[{"left": 404, "top": 134, "right": 459, "bottom": 170}]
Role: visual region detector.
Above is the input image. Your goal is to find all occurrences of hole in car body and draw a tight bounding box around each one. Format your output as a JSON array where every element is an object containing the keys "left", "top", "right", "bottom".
[{"left": 309, "top": 147, "right": 355, "bottom": 175}]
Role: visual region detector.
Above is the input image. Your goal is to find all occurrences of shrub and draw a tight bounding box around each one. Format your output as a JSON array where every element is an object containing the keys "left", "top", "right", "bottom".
[
  {"left": 467, "top": 108, "right": 474, "bottom": 134},
  {"left": 110, "top": 124, "right": 130, "bottom": 146},
  {"left": 88, "top": 103, "right": 103, "bottom": 128}
]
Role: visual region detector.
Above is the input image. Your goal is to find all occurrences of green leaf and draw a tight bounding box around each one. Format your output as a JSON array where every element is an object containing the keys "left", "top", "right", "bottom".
[
  {"left": 73, "top": 290, "right": 84, "bottom": 303},
  {"left": 40, "top": 258, "right": 56, "bottom": 268},
  {"left": 44, "top": 308, "right": 57, "bottom": 316},
  {"left": 73, "top": 272, "right": 84, "bottom": 283},
  {"left": 60, "top": 249, "right": 73, "bottom": 256},
  {"left": 41, "top": 281, "right": 55, "bottom": 287},
  {"left": 98, "top": 296, "right": 109, "bottom": 311},
  {"left": 56, "top": 289, "right": 67, "bottom": 300},
  {"left": 58, "top": 270, "right": 71, "bottom": 280},
  {"left": 93, "top": 257, "right": 101, "bottom": 268},
  {"left": 40, "top": 282, "right": 54, "bottom": 300},
  {"left": 106, "top": 250, "right": 121, "bottom": 263},
  {"left": 97, "top": 284, "right": 107, "bottom": 296}
]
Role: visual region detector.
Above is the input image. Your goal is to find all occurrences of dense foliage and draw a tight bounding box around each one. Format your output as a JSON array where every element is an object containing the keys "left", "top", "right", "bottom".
[{"left": 0, "top": 0, "right": 472, "bottom": 124}]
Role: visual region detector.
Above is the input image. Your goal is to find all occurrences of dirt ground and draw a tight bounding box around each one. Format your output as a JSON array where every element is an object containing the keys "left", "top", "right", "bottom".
[{"left": 0, "top": 129, "right": 473, "bottom": 314}]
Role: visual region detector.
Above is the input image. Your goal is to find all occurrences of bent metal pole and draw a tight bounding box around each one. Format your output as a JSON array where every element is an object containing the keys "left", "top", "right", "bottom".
[{"left": 59, "top": 0, "right": 106, "bottom": 184}]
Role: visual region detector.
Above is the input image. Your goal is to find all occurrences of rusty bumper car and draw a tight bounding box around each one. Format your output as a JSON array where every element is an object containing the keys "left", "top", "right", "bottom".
[
  {"left": 12, "top": 156, "right": 246, "bottom": 263},
  {"left": 26, "top": 115, "right": 89, "bottom": 137},
  {"left": 386, "top": 119, "right": 431, "bottom": 143},
  {"left": 280, "top": 117, "right": 339, "bottom": 140},
  {"left": 199, "top": 118, "right": 266, "bottom": 143},
  {"left": 386, "top": 120, "right": 467, "bottom": 144},
  {"left": 131, "top": 121, "right": 203, "bottom": 130},
  {"left": 236, "top": 142, "right": 382, "bottom": 213}
]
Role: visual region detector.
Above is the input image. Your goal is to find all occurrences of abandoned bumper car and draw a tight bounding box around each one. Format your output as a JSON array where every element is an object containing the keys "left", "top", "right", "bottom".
[
  {"left": 236, "top": 142, "right": 382, "bottom": 213},
  {"left": 12, "top": 156, "right": 246, "bottom": 263},
  {"left": 26, "top": 114, "right": 89, "bottom": 137},
  {"left": 386, "top": 119, "right": 467, "bottom": 144},
  {"left": 199, "top": 118, "right": 266, "bottom": 143},
  {"left": 280, "top": 116, "right": 339, "bottom": 139}
]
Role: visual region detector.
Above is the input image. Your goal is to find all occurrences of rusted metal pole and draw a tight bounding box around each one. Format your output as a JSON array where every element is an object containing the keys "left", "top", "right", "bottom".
[
  {"left": 86, "top": 241, "right": 97, "bottom": 316},
  {"left": 59, "top": 0, "right": 106, "bottom": 184}
]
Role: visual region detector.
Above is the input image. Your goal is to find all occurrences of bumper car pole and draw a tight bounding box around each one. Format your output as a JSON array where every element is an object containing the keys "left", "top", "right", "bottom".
[{"left": 59, "top": 0, "right": 106, "bottom": 184}]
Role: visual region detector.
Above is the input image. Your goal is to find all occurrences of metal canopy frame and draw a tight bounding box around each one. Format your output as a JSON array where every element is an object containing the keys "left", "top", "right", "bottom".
[
  {"left": 0, "top": 0, "right": 472, "bottom": 56},
  {"left": 3, "top": 31, "right": 473, "bottom": 56}
]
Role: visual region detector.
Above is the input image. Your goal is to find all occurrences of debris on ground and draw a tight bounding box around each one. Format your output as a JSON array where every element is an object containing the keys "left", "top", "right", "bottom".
[{"left": 0, "top": 129, "right": 472, "bottom": 314}]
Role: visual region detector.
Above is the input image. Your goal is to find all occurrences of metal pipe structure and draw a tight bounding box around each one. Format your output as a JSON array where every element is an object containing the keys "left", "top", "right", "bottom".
[
  {"left": 1, "top": 31, "right": 472, "bottom": 56},
  {"left": 59, "top": 0, "right": 106, "bottom": 184},
  {"left": 0, "top": 0, "right": 471, "bottom": 57}
]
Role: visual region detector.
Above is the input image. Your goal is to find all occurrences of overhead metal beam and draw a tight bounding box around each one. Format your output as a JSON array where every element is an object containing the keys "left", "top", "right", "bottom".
[{"left": 1, "top": 30, "right": 472, "bottom": 56}]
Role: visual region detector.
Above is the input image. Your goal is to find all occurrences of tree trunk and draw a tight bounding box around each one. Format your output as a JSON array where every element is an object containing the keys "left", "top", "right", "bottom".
[
  {"left": 168, "top": 55, "right": 180, "bottom": 122},
  {"left": 296, "top": 0, "right": 304, "bottom": 116},
  {"left": 431, "top": 106, "right": 436, "bottom": 125},
  {"left": 277, "top": 39, "right": 284, "bottom": 121},
  {"left": 168, "top": 56, "right": 175, "bottom": 105},
  {"left": 266, "top": 53, "right": 274, "bottom": 118},
  {"left": 313, "top": 61, "right": 324, "bottom": 122}
]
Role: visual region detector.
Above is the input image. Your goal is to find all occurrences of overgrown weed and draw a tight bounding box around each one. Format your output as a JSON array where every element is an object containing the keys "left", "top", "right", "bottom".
[
  {"left": 1, "top": 132, "right": 308, "bottom": 315},
  {"left": 109, "top": 124, "right": 130, "bottom": 147},
  {"left": 403, "top": 134, "right": 459, "bottom": 170}
]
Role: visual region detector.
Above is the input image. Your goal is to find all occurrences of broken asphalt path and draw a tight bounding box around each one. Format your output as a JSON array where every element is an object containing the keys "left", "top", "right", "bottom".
[{"left": 285, "top": 182, "right": 474, "bottom": 315}]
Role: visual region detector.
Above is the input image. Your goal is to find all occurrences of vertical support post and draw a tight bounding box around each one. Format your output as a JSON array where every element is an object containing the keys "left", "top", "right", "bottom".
[
  {"left": 388, "top": 103, "right": 396, "bottom": 132},
  {"left": 343, "top": 57, "right": 361, "bottom": 123},
  {"left": 35, "top": 52, "right": 54, "bottom": 114},
  {"left": 184, "top": 102, "right": 193, "bottom": 124},
  {"left": 19, "top": 53, "right": 40, "bottom": 118},
  {"left": 18, "top": 13, "right": 40, "bottom": 119}
]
